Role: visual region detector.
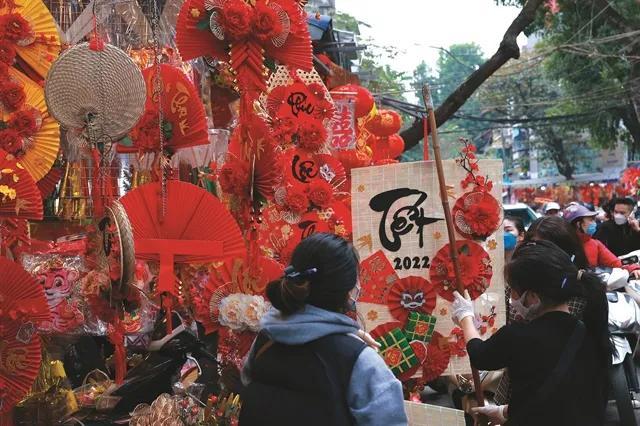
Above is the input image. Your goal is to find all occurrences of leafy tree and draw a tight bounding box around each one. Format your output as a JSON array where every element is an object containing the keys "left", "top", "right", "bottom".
[{"left": 495, "top": 0, "right": 640, "bottom": 154}]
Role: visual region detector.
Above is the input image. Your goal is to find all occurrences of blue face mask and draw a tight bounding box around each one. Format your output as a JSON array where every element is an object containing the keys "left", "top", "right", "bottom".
[
  {"left": 504, "top": 232, "right": 517, "bottom": 251},
  {"left": 586, "top": 222, "right": 597, "bottom": 236}
]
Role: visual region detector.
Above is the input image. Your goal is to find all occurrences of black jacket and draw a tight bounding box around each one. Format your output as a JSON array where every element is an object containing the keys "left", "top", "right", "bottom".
[{"left": 594, "top": 220, "right": 640, "bottom": 256}]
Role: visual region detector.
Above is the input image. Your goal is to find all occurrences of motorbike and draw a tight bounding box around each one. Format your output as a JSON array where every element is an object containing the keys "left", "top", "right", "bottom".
[{"left": 61, "top": 312, "right": 218, "bottom": 425}]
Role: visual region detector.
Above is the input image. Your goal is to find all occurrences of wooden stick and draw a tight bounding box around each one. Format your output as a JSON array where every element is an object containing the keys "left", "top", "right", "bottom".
[{"left": 422, "top": 84, "right": 487, "bottom": 425}]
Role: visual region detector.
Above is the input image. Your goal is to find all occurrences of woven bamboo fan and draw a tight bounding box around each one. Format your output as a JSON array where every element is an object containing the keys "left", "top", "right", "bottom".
[
  {"left": 102, "top": 200, "right": 135, "bottom": 302},
  {"left": 44, "top": 42, "right": 146, "bottom": 144}
]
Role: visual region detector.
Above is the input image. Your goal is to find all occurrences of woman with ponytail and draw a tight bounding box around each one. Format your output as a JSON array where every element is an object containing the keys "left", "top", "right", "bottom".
[
  {"left": 240, "top": 233, "right": 407, "bottom": 426},
  {"left": 452, "top": 240, "right": 611, "bottom": 426}
]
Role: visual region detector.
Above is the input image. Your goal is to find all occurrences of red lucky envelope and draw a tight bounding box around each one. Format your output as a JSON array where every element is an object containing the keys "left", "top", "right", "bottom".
[{"left": 359, "top": 250, "right": 399, "bottom": 304}]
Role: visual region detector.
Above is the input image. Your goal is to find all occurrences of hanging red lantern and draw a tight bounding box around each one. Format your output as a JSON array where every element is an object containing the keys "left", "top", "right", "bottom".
[
  {"left": 330, "top": 84, "right": 374, "bottom": 118},
  {"left": 387, "top": 134, "right": 405, "bottom": 158},
  {"left": 334, "top": 149, "right": 371, "bottom": 174},
  {"left": 366, "top": 109, "right": 403, "bottom": 137}
]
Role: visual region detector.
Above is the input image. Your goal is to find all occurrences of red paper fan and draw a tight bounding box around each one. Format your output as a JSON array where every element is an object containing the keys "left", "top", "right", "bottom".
[
  {"left": 36, "top": 166, "right": 62, "bottom": 199},
  {"left": 125, "top": 64, "right": 208, "bottom": 152},
  {"left": 209, "top": 255, "right": 284, "bottom": 296},
  {"left": 263, "top": 1, "right": 312, "bottom": 71},
  {"left": 430, "top": 240, "right": 493, "bottom": 302},
  {"left": 421, "top": 331, "right": 451, "bottom": 383},
  {"left": 0, "top": 150, "right": 43, "bottom": 220},
  {"left": 176, "top": 0, "right": 228, "bottom": 62},
  {"left": 0, "top": 257, "right": 50, "bottom": 413},
  {"left": 452, "top": 191, "right": 501, "bottom": 240},
  {"left": 386, "top": 276, "right": 437, "bottom": 324},
  {"left": 119, "top": 180, "right": 245, "bottom": 298}
]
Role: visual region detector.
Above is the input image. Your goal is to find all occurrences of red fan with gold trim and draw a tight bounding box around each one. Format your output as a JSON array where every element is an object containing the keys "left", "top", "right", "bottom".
[
  {"left": 120, "top": 180, "right": 245, "bottom": 299},
  {"left": 0, "top": 149, "right": 43, "bottom": 220},
  {"left": 0, "top": 257, "right": 50, "bottom": 414},
  {"left": 124, "top": 64, "right": 209, "bottom": 153},
  {"left": 452, "top": 191, "right": 501, "bottom": 240}
]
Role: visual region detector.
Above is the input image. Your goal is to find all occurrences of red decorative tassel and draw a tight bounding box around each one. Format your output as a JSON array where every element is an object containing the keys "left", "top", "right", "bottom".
[{"left": 108, "top": 321, "right": 127, "bottom": 385}]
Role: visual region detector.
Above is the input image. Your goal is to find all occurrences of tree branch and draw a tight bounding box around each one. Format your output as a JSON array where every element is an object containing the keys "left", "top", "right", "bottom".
[{"left": 401, "top": 0, "right": 546, "bottom": 151}]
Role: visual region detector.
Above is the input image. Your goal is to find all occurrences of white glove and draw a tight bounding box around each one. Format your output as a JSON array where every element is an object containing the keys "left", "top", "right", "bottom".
[
  {"left": 452, "top": 290, "right": 474, "bottom": 324},
  {"left": 470, "top": 404, "right": 508, "bottom": 425}
]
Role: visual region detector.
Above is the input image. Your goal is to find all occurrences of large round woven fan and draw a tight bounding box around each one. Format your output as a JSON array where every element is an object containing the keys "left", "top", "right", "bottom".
[
  {"left": 0, "top": 0, "right": 61, "bottom": 79},
  {"left": 0, "top": 149, "right": 43, "bottom": 220},
  {"left": 125, "top": 64, "right": 208, "bottom": 153},
  {"left": 0, "top": 257, "right": 50, "bottom": 414},
  {"left": 1, "top": 68, "right": 59, "bottom": 181},
  {"left": 120, "top": 180, "right": 245, "bottom": 297},
  {"left": 45, "top": 42, "right": 146, "bottom": 142}
]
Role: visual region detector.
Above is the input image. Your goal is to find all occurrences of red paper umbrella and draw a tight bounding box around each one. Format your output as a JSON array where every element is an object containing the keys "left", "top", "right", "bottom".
[
  {"left": 123, "top": 64, "right": 208, "bottom": 153},
  {"left": 0, "top": 257, "right": 50, "bottom": 414},
  {"left": 119, "top": 180, "right": 245, "bottom": 298},
  {"left": 0, "top": 150, "right": 43, "bottom": 220},
  {"left": 386, "top": 276, "right": 437, "bottom": 324},
  {"left": 421, "top": 331, "right": 451, "bottom": 383},
  {"left": 430, "top": 240, "right": 493, "bottom": 302},
  {"left": 452, "top": 191, "right": 501, "bottom": 240}
]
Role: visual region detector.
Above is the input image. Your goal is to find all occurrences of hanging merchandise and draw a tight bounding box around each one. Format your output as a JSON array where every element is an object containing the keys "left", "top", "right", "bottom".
[
  {"left": 100, "top": 200, "right": 135, "bottom": 304},
  {"left": 0, "top": 149, "right": 43, "bottom": 220},
  {"left": 0, "top": 256, "right": 50, "bottom": 415},
  {"left": 121, "top": 64, "right": 209, "bottom": 154},
  {"left": 0, "top": 67, "right": 60, "bottom": 182},
  {"left": 0, "top": 0, "right": 61, "bottom": 82},
  {"left": 45, "top": 41, "right": 146, "bottom": 216},
  {"left": 120, "top": 180, "right": 245, "bottom": 330}
]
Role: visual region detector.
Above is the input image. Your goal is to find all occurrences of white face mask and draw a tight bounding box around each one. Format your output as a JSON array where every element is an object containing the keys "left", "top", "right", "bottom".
[
  {"left": 510, "top": 291, "right": 541, "bottom": 322},
  {"left": 614, "top": 213, "right": 628, "bottom": 226}
]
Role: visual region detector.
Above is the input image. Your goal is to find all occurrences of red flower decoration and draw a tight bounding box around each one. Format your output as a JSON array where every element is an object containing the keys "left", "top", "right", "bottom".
[
  {"left": 314, "top": 98, "right": 335, "bottom": 121},
  {"left": 0, "top": 128, "right": 23, "bottom": 155},
  {"left": 272, "top": 116, "right": 298, "bottom": 145},
  {"left": 453, "top": 191, "right": 501, "bottom": 239},
  {"left": 297, "top": 119, "right": 326, "bottom": 152},
  {"left": 0, "top": 40, "right": 16, "bottom": 65},
  {"left": 421, "top": 332, "right": 451, "bottom": 382},
  {"left": 8, "top": 110, "right": 38, "bottom": 137},
  {"left": 131, "top": 109, "right": 161, "bottom": 152},
  {"left": 430, "top": 240, "right": 493, "bottom": 302},
  {"left": 0, "top": 14, "right": 32, "bottom": 42},
  {"left": 306, "top": 179, "right": 333, "bottom": 208},
  {"left": 0, "top": 81, "right": 25, "bottom": 111},
  {"left": 253, "top": 0, "right": 283, "bottom": 42},
  {"left": 218, "top": 156, "right": 251, "bottom": 197},
  {"left": 285, "top": 185, "right": 309, "bottom": 213},
  {"left": 220, "top": 0, "right": 253, "bottom": 41}
]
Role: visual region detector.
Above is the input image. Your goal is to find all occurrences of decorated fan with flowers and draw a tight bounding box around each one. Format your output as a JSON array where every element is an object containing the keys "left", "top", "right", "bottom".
[
  {"left": 121, "top": 64, "right": 209, "bottom": 154},
  {"left": 0, "top": 0, "right": 61, "bottom": 80},
  {"left": 0, "top": 149, "right": 42, "bottom": 220},
  {"left": 0, "top": 66, "right": 59, "bottom": 181},
  {"left": 0, "top": 257, "right": 50, "bottom": 414},
  {"left": 386, "top": 276, "right": 437, "bottom": 324},
  {"left": 430, "top": 240, "right": 493, "bottom": 302},
  {"left": 452, "top": 138, "right": 501, "bottom": 240},
  {"left": 176, "top": 0, "right": 312, "bottom": 93}
]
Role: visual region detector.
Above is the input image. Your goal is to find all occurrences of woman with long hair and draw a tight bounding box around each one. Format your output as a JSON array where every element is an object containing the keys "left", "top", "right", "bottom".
[
  {"left": 525, "top": 215, "right": 589, "bottom": 269},
  {"left": 453, "top": 240, "right": 611, "bottom": 425},
  {"left": 240, "top": 233, "right": 407, "bottom": 426}
]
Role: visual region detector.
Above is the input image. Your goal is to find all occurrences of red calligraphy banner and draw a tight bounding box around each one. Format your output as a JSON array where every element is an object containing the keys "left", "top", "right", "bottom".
[{"left": 329, "top": 97, "right": 356, "bottom": 150}]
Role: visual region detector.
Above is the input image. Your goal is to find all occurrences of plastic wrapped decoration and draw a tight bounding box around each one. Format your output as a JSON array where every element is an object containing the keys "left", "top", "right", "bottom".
[{"left": 21, "top": 254, "right": 88, "bottom": 334}]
